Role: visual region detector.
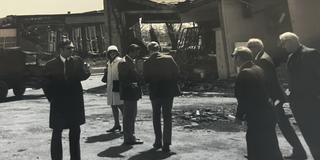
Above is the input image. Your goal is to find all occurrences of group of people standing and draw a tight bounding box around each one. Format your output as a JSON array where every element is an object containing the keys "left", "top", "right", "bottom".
[
  {"left": 44, "top": 39, "right": 179, "bottom": 160},
  {"left": 104, "top": 41, "right": 180, "bottom": 152},
  {"left": 233, "top": 32, "right": 320, "bottom": 160},
  {"left": 42, "top": 31, "right": 320, "bottom": 160}
]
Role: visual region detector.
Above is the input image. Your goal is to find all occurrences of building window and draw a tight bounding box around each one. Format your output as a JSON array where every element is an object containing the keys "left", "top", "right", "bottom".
[
  {"left": 86, "top": 26, "right": 98, "bottom": 53},
  {"left": 0, "top": 28, "right": 17, "bottom": 49},
  {"left": 72, "top": 27, "right": 82, "bottom": 52},
  {"left": 48, "top": 31, "right": 57, "bottom": 52}
]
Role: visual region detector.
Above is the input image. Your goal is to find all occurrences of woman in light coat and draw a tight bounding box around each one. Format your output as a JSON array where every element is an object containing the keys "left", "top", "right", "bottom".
[{"left": 106, "top": 45, "right": 124, "bottom": 132}]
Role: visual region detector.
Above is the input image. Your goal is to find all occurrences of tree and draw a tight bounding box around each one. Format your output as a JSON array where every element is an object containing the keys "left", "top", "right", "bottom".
[{"left": 165, "top": 22, "right": 182, "bottom": 50}]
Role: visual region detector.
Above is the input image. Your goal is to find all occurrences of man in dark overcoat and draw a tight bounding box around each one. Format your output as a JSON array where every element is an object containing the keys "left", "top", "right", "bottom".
[
  {"left": 233, "top": 46, "right": 283, "bottom": 160},
  {"left": 279, "top": 32, "right": 320, "bottom": 160},
  {"left": 43, "top": 39, "right": 91, "bottom": 160},
  {"left": 247, "top": 38, "right": 306, "bottom": 159},
  {"left": 143, "top": 41, "right": 180, "bottom": 152},
  {"left": 118, "top": 44, "right": 143, "bottom": 145}
]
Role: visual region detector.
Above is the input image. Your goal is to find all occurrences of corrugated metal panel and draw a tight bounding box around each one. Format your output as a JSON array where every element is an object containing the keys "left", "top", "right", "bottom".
[
  {"left": 65, "top": 15, "right": 105, "bottom": 24},
  {"left": 150, "top": 0, "right": 185, "bottom": 4},
  {"left": 0, "top": 28, "right": 16, "bottom": 37}
]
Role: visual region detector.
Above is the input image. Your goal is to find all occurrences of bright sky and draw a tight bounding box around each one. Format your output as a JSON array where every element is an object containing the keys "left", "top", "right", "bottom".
[{"left": 0, "top": 0, "right": 104, "bottom": 18}]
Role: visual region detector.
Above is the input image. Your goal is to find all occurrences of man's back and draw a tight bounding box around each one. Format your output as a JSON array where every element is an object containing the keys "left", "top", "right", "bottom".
[
  {"left": 235, "top": 62, "right": 276, "bottom": 126},
  {"left": 287, "top": 45, "right": 320, "bottom": 97},
  {"left": 143, "top": 52, "right": 180, "bottom": 99},
  {"left": 255, "top": 51, "right": 285, "bottom": 102}
]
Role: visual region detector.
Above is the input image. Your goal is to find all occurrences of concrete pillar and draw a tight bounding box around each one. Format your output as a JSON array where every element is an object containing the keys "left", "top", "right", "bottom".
[
  {"left": 104, "top": 0, "right": 122, "bottom": 50},
  {"left": 287, "top": 0, "right": 320, "bottom": 50}
]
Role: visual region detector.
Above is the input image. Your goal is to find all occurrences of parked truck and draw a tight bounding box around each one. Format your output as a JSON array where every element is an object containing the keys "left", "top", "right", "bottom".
[{"left": 0, "top": 47, "right": 47, "bottom": 99}]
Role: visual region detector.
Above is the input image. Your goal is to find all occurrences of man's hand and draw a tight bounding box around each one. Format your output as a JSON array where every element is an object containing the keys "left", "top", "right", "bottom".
[{"left": 285, "top": 89, "right": 291, "bottom": 96}]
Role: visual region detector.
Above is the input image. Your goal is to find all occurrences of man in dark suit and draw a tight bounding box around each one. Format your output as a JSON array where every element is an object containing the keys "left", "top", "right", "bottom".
[
  {"left": 118, "top": 44, "right": 143, "bottom": 145},
  {"left": 43, "top": 38, "right": 91, "bottom": 160},
  {"left": 233, "top": 47, "right": 283, "bottom": 160},
  {"left": 247, "top": 38, "right": 306, "bottom": 159},
  {"left": 280, "top": 32, "right": 320, "bottom": 160},
  {"left": 143, "top": 41, "right": 180, "bottom": 152}
]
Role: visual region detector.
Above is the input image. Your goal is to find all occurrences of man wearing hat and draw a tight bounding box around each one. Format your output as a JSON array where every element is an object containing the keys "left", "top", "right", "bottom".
[
  {"left": 43, "top": 38, "right": 91, "bottom": 160},
  {"left": 143, "top": 41, "right": 180, "bottom": 152},
  {"left": 233, "top": 46, "right": 283, "bottom": 160},
  {"left": 118, "top": 44, "right": 143, "bottom": 145}
]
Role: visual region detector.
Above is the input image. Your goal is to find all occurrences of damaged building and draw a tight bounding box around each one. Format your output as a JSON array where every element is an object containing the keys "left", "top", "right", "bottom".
[
  {"left": 103, "top": 0, "right": 320, "bottom": 79},
  {"left": 0, "top": 11, "right": 106, "bottom": 57}
]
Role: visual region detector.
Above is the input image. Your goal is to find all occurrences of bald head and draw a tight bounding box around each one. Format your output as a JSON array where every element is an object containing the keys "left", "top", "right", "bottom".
[
  {"left": 279, "top": 32, "right": 301, "bottom": 53},
  {"left": 247, "top": 38, "right": 264, "bottom": 56}
]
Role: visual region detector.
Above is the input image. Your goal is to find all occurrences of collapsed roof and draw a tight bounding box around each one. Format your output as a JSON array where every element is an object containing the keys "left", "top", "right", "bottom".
[{"left": 115, "top": 0, "right": 217, "bottom": 23}]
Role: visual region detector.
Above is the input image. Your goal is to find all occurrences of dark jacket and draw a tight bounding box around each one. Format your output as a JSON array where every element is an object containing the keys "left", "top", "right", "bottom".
[
  {"left": 235, "top": 62, "right": 276, "bottom": 128},
  {"left": 143, "top": 52, "right": 181, "bottom": 99},
  {"left": 287, "top": 45, "right": 320, "bottom": 99},
  {"left": 43, "top": 56, "right": 91, "bottom": 129},
  {"left": 254, "top": 51, "right": 286, "bottom": 103},
  {"left": 118, "top": 55, "right": 142, "bottom": 101}
]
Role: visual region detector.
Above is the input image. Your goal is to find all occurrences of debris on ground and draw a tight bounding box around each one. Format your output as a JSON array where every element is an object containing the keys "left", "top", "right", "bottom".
[
  {"left": 179, "top": 78, "right": 235, "bottom": 93},
  {"left": 173, "top": 107, "right": 245, "bottom": 132}
]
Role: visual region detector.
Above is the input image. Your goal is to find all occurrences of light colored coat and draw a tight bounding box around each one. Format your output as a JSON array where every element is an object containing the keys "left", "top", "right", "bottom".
[{"left": 107, "top": 56, "right": 124, "bottom": 105}]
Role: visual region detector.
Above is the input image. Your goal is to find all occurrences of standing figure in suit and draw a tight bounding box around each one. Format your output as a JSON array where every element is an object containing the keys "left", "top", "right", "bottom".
[
  {"left": 106, "top": 45, "right": 124, "bottom": 133},
  {"left": 247, "top": 38, "right": 306, "bottom": 159},
  {"left": 233, "top": 47, "right": 283, "bottom": 160},
  {"left": 118, "top": 44, "right": 144, "bottom": 145},
  {"left": 279, "top": 32, "right": 320, "bottom": 160},
  {"left": 43, "top": 39, "right": 91, "bottom": 160},
  {"left": 143, "top": 41, "right": 181, "bottom": 152}
]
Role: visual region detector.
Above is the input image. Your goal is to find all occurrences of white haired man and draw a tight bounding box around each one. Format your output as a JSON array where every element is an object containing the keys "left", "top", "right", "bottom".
[
  {"left": 233, "top": 46, "right": 283, "bottom": 160},
  {"left": 247, "top": 38, "right": 306, "bottom": 159},
  {"left": 279, "top": 32, "right": 320, "bottom": 160}
]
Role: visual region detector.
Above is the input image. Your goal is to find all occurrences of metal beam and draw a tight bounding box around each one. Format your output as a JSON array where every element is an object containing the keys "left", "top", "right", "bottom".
[{"left": 124, "top": 10, "right": 177, "bottom": 14}]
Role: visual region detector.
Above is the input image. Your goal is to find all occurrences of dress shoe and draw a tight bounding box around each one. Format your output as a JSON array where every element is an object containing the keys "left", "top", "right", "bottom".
[
  {"left": 106, "top": 125, "right": 121, "bottom": 132},
  {"left": 124, "top": 139, "right": 144, "bottom": 145},
  {"left": 284, "top": 152, "right": 307, "bottom": 160},
  {"left": 153, "top": 143, "right": 162, "bottom": 150},
  {"left": 162, "top": 145, "right": 170, "bottom": 152}
]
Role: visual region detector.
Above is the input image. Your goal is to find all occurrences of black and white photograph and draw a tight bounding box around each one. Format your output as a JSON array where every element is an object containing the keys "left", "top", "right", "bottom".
[{"left": 0, "top": 0, "right": 319, "bottom": 159}]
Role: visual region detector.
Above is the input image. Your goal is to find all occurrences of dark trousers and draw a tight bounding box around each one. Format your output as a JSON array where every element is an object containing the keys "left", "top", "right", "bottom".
[
  {"left": 151, "top": 97, "right": 173, "bottom": 146},
  {"left": 123, "top": 100, "right": 138, "bottom": 143},
  {"left": 291, "top": 97, "right": 320, "bottom": 160},
  {"left": 276, "top": 106, "right": 305, "bottom": 153},
  {"left": 246, "top": 125, "right": 283, "bottom": 160},
  {"left": 51, "top": 126, "right": 81, "bottom": 160}
]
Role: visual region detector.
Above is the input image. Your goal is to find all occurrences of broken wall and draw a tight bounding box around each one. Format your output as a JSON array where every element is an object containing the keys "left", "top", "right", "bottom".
[
  {"left": 287, "top": 0, "right": 320, "bottom": 50},
  {"left": 219, "top": 0, "right": 284, "bottom": 77}
]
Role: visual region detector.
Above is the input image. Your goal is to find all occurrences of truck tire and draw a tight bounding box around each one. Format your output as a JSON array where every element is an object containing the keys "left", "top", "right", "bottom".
[
  {"left": 0, "top": 81, "right": 8, "bottom": 99},
  {"left": 13, "top": 86, "right": 26, "bottom": 97}
]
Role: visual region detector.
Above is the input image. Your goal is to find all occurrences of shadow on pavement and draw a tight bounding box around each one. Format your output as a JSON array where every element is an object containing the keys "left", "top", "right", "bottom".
[
  {"left": 128, "top": 148, "right": 176, "bottom": 160},
  {"left": 0, "top": 94, "right": 46, "bottom": 103},
  {"left": 85, "top": 132, "right": 122, "bottom": 143},
  {"left": 97, "top": 145, "right": 133, "bottom": 158},
  {"left": 85, "top": 85, "right": 106, "bottom": 94}
]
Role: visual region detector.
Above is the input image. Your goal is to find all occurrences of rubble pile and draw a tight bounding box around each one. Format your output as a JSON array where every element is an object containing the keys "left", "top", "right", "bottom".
[
  {"left": 173, "top": 107, "right": 244, "bottom": 132},
  {"left": 179, "top": 78, "right": 235, "bottom": 93},
  {"left": 175, "top": 108, "right": 234, "bottom": 123}
]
